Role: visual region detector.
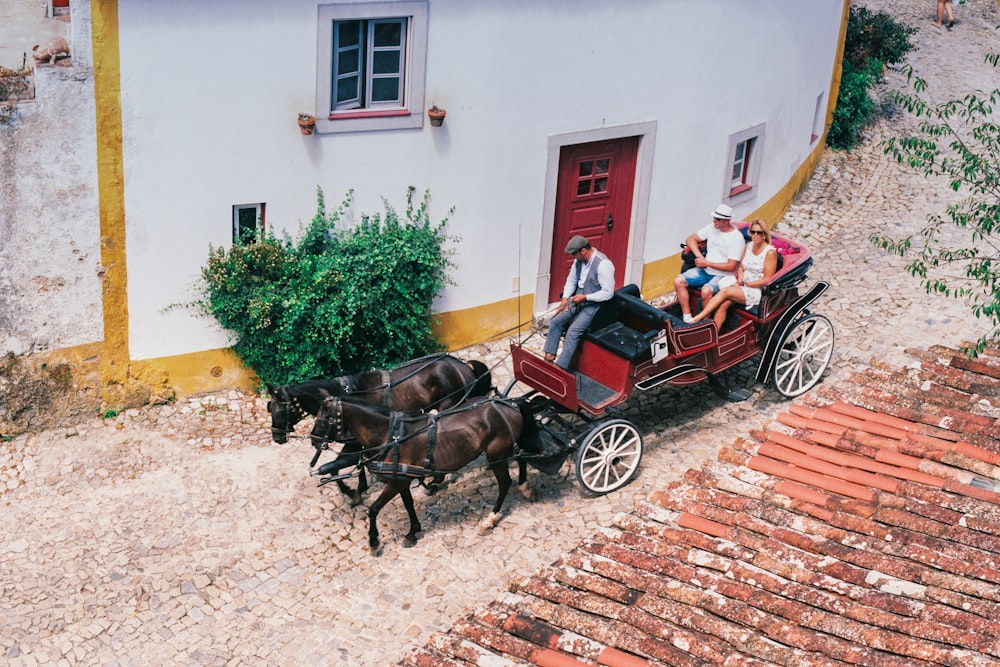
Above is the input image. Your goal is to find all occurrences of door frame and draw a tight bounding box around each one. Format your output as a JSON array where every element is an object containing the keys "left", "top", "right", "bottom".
[{"left": 534, "top": 121, "right": 657, "bottom": 315}]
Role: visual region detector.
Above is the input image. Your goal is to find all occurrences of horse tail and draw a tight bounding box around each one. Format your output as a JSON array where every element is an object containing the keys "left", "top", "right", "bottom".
[
  {"left": 513, "top": 398, "right": 541, "bottom": 455},
  {"left": 466, "top": 359, "right": 493, "bottom": 397}
]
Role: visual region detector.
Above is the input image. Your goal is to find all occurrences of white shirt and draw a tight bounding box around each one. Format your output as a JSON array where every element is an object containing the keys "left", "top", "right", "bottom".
[{"left": 696, "top": 224, "right": 747, "bottom": 276}]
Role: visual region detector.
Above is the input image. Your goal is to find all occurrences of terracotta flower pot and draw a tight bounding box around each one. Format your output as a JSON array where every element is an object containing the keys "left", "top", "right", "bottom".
[
  {"left": 427, "top": 106, "right": 446, "bottom": 127},
  {"left": 298, "top": 114, "right": 316, "bottom": 136}
]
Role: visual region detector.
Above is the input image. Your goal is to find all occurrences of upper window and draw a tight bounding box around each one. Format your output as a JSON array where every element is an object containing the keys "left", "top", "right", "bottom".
[
  {"left": 317, "top": 2, "right": 428, "bottom": 133},
  {"left": 724, "top": 123, "right": 766, "bottom": 203}
]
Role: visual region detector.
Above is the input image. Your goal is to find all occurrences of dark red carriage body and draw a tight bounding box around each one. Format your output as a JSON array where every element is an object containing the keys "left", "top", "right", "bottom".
[{"left": 511, "top": 227, "right": 825, "bottom": 417}]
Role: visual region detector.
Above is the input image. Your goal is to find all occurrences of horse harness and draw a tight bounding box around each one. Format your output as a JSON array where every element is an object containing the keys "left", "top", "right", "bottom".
[{"left": 368, "top": 398, "right": 522, "bottom": 482}]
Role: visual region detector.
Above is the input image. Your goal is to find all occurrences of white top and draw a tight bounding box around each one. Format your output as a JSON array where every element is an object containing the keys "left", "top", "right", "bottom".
[
  {"left": 696, "top": 224, "right": 747, "bottom": 276},
  {"left": 742, "top": 243, "right": 774, "bottom": 284}
]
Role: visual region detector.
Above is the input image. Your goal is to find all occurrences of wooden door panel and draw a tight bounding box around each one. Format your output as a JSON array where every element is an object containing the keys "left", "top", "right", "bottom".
[{"left": 549, "top": 137, "right": 638, "bottom": 303}]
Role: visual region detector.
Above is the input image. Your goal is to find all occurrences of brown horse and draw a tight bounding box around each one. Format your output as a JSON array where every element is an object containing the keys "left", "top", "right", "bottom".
[
  {"left": 310, "top": 393, "right": 540, "bottom": 554},
  {"left": 266, "top": 354, "right": 491, "bottom": 502}
]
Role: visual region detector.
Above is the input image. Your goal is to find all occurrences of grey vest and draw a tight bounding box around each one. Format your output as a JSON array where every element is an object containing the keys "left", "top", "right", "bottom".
[{"left": 571, "top": 250, "right": 608, "bottom": 297}]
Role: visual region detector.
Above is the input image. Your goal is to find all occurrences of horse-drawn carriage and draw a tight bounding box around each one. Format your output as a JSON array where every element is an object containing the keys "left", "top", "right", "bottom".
[
  {"left": 267, "top": 225, "right": 833, "bottom": 552},
  {"left": 504, "top": 224, "right": 833, "bottom": 495}
]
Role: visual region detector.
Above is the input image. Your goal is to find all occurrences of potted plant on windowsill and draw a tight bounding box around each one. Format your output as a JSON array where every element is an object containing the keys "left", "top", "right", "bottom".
[
  {"left": 427, "top": 105, "right": 446, "bottom": 127},
  {"left": 297, "top": 113, "right": 316, "bottom": 135}
]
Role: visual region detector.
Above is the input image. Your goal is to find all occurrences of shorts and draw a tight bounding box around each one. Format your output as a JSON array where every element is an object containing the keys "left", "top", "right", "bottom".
[{"left": 678, "top": 267, "right": 728, "bottom": 295}]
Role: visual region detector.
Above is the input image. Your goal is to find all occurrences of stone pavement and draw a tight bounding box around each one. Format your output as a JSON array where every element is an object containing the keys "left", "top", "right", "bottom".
[{"left": 1, "top": 1, "right": 998, "bottom": 665}]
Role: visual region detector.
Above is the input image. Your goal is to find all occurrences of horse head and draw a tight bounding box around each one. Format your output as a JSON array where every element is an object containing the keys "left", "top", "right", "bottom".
[
  {"left": 467, "top": 360, "right": 493, "bottom": 398},
  {"left": 309, "top": 389, "right": 344, "bottom": 454},
  {"left": 266, "top": 384, "right": 304, "bottom": 444}
]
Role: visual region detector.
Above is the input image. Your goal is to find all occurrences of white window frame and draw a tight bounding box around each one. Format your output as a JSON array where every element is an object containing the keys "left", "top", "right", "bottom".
[
  {"left": 811, "top": 92, "right": 825, "bottom": 145},
  {"left": 233, "top": 203, "right": 265, "bottom": 245},
  {"left": 723, "top": 122, "right": 766, "bottom": 204},
  {"left": 316, "top": 1, "right": 428, "bottom": 134}
]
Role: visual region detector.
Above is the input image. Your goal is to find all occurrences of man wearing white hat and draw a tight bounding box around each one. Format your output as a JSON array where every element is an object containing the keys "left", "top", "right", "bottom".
[
  {"left": 543, "top": 235, "right": 616, "bottom": 370},
  {"left": 673, "top": 203, "right": 746, "bottom": 323}
]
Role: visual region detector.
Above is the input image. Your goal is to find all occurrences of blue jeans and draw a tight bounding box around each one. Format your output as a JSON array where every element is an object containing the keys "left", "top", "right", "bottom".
[{"left": 543, "top": 303, "right": 599, "bottom": 370}]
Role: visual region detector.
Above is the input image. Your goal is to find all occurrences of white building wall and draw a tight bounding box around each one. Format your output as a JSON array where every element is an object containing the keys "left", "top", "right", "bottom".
[{"left": 116, "top": 0, "right": 844, "bottom": 361}]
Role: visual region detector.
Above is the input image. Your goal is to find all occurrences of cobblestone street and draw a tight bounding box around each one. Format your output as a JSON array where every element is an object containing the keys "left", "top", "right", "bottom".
[{"left": 2, "top": 1, "right": 999, "bottom": 665}]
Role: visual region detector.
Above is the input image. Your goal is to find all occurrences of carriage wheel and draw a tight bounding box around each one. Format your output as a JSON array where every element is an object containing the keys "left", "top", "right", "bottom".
[
  {"left": 575, "top": 419, "right": 643, "bottom": 495},
  {"left": 772, "top": 313, "right": 834, "bottom": 398}
]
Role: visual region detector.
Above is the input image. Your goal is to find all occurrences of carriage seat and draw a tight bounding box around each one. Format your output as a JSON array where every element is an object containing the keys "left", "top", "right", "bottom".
[{"left": 585, "top": 284, "right": 710, "bottom": 362}]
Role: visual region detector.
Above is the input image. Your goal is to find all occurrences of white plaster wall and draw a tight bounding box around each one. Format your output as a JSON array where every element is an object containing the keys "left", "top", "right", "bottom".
[
  {"left": 117, "top": 0, "right": 843, "bottom": 360},
  {"left": 0, "top": 0, "right": 101, "bottom": 356}
]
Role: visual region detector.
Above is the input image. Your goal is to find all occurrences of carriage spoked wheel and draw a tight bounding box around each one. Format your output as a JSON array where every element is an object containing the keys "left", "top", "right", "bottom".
[
  {"left": 772, "top": 313, "right": 835, "bottom": 398},
  {"left": 575, "top": 419, "right": 643, "bottom": 495}
]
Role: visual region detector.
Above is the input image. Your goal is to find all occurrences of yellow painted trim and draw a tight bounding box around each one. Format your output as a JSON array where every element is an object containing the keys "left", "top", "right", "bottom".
[
  {"left": 432, "top": 293, "right": 535, "bottom": 349},
  {"left": 132, "top": 348, "right": 260, "bottom": 397},
  {"left": 91, "top": 0, "right": 130, "bottom": 401}
]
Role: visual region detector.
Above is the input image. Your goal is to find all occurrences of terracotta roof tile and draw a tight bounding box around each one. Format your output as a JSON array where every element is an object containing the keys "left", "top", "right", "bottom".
[{"left": 401, "top": 344, "right": 1000, "bottom": 666}]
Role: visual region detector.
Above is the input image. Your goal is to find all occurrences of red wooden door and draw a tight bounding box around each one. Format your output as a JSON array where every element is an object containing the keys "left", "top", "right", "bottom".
[{"left": 548, "top": 137, "right": 638, "bottom": 304}]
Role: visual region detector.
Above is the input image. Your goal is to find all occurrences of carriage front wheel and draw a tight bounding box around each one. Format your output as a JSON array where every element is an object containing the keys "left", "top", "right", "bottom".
[
  {"left": 772, "top": 313, "right": 834, "bottom": 398},
  {"left": 575, "top": 419, "right": 643, "bottom": 495}
]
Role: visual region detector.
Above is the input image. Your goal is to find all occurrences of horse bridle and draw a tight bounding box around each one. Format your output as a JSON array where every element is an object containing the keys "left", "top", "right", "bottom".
[
  {"left": 269, "top": 388, "right": 305, "bottom": 442},
  {"left": 310, "top": 397, "right": 346, "bottom": 466}
]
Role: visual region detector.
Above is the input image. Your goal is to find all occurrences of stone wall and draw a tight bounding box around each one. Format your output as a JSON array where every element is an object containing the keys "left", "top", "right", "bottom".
[{"left": 0, "top": 2, "right": 101, "bottom": 358}]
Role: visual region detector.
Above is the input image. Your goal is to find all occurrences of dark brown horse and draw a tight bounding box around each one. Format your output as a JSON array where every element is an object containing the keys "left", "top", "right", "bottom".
[
  {"left": 266, "top": 353, "right": 491, "bottom": 442},
  {"left": 310, "top": 393, "right": 540, "bottom": 554},
  {"left": 266, "top": 354, "right": 491, "bottom": 501}
]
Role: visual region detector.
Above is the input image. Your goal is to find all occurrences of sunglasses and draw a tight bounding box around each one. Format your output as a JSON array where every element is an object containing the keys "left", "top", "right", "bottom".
[{"left": 749, "top": 230, "right": 765, "bottom": 235}]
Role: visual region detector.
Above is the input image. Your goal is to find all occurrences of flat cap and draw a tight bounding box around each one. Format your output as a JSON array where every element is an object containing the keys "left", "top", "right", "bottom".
[{"left": 565, "top": 235, "right": 589, "bottom": 254}]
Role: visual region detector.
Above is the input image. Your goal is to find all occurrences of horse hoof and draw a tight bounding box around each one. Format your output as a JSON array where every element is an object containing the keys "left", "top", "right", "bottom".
[
  {"left": 424, "top": 483, "right": 440, "bottom": 496},
  {"left": 349, "top": 493, "right": 363, "bottom": 507},
  {"left": 517, "top": 482, "right": 534, "bottom": 501},
  {"left": 403, "top": 536, "right": 418, "bottom": 548},
  {"left": 477, "top": 512, "right": 501, "bottom": 535},
  {"left": 369, "top": 541, "right": 383, "bottom": 556}
]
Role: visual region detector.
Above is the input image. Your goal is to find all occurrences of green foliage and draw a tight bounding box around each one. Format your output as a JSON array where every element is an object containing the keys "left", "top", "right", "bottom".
[
  {"left": 871, "top": 54, "right": 1000, "bottom": 357},
  {"left": 828, "top": 5, "right": 917, "bottom": 150},
  {"left": 827, "top": 59, "right": 881, "bottom": 150},
  {"left": 98, "top": 406, "right": 122, "bottom": 420},
  {"left": 843, "top": 5, "right": 917, "bottom": 71},
  {"left": 196, "top": 187, "right": 454, "bottom": 385}
]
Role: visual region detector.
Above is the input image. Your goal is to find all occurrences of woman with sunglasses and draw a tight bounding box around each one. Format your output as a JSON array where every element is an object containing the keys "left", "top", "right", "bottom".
[{"left": 691, "top": 219, "right": 778, "bottom": 330}]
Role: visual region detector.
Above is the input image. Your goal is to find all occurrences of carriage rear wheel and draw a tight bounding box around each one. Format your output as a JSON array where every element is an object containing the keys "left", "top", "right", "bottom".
[
  {"left": 575, "top": 419, "right": 642, "bottom": 495},
  {"left": 772, "top": 313, "right": 834, "bottom": 398}
]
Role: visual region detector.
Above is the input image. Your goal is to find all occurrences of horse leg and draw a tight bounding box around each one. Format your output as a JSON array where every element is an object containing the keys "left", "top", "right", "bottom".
[
  {"left": 399, "top": 485, "right": 422, "bottom": 548},
  {"left": 424, "top": 472, "right": 447, "bottom": 495},
  {"left": 478, "top": 463, "right": 513, "bottom": 535},
  {"left": 367, "top": 481, "right": 403, "bottom": 555},
  {"left": 515, "top": 460, "right": 534, "bottom": 501}
]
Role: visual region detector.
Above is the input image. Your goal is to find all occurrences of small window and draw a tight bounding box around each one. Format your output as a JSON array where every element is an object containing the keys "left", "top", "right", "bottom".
[
  {"left": 724, "top": 123, "right": 766, "bottom": 203},
  {"left": 811, "top": 92, "right": 825, "bottom": 144},
  {"left": 317, "top": 2, "right": 428, "bottom": 133},
  {"left": 233, "top": 203, "right": 265, "bottom": 245}
]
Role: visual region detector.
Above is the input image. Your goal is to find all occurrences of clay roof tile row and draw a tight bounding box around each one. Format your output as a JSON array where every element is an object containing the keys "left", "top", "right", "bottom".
[{"left": 401, "top": 343, "right": 1000, "bottom": 666}]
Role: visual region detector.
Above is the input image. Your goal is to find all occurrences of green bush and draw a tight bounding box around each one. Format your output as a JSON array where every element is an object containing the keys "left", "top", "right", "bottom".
[
  {"left": 843, "top": 5, "right": 917, "bottom": 72},
  {"left": 196, "top": 187, "right": 454, "bottom": 385},
  {"left": 827, "top": 59, "right": 880, "bottom": 150},
  {"left": 827, "top": 4, "right": 916, "bottom": 150}
]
